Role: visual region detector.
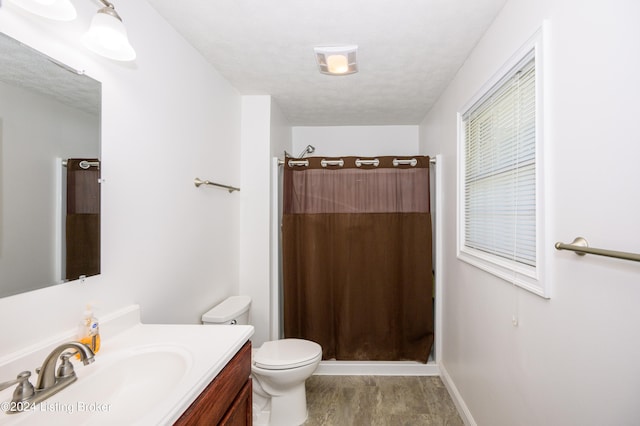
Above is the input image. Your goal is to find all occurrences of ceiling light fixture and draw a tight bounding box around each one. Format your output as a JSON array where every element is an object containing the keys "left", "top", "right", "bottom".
[
  {"left": 314, "top": 45, "right": 358, "bottom": 76},
  {"left": 7, "top": 0, "right": 136, "bottom": 62}
]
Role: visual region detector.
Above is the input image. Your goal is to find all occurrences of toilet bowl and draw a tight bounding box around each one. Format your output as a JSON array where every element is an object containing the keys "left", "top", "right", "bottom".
[
  {"left": 202, "top": 296, "right": 322, "bottom": 426},
  {"left": 252, "top": 338, "right": 322, "bottom": 425}
]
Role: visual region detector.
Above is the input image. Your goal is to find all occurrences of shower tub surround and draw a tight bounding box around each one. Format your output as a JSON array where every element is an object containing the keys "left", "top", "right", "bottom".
[{"left": 0, "top": 305, "right": 253, "bottom": 425}]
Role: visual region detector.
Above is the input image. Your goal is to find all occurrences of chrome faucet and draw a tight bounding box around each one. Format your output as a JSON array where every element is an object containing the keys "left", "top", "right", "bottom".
[
  {"left": 36, "top": 342, "right": 94, "bottom": 391},
  {"left": 1, "top": 342, "right": 94, "bottom": 414}
]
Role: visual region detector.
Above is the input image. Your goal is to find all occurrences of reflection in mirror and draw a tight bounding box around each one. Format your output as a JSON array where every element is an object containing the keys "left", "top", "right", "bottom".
[{"left": 0, "top": 32, "right": 101, "bottom": 298}]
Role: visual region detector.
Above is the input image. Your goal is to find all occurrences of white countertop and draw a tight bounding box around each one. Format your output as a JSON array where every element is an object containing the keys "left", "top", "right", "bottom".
[{"left": 0, "top": 305, "right": 254, "bottom": 425}]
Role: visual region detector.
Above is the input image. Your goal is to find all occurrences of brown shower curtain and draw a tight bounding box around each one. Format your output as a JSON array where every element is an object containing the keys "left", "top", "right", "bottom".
[
  {"left": 282, "top": 156, "right": 433, "bottom": 362},
  {"left": 66, "top": 159, "right": 100, "bottom": 280}
]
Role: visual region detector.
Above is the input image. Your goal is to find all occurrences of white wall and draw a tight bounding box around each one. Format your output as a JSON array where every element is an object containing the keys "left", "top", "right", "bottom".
[
  {"left": 238, "top": 97, "right": 292, "bottom": 345},
  {"left": 293, "top": 125, "right": 419, "bottom": 157},
  {"left": 239, "top": 96, "right": 272, "bottom": 346},
  {"left": 420, "top": 0, "right": 640, "bottom": 424},
  {"left": 268, "top": 100, "right": 291, "bottom": 340},
  {"left": 0, "top": 81, "right": 99, "bottom": 296},
  {"left": 0, "top": 0, "right": 242, "bottom": 355},
  {"left": 270, "top": 99, "right": 292, "bottom": 159}
]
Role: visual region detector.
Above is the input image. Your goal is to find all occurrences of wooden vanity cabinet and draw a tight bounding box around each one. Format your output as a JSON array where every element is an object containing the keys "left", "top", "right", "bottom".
[{"left": 175, "top": 341, "right": 252, "bottom": 426}]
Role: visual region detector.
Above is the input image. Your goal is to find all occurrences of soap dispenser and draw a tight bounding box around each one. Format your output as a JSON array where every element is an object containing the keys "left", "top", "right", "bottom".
[{"left": 78, "top": 305, "right": 100, "bottom": 354}]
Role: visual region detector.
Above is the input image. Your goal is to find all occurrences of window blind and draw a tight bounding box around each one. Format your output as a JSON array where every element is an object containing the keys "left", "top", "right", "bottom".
[{"left": 463, "top": 57, "right": 536, "bottom": 267}]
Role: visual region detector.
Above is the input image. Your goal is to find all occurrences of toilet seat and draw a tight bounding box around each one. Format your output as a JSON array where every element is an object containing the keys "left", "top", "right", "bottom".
[{"left": 254, "top": 339, "right": 322, "bottom": 370}]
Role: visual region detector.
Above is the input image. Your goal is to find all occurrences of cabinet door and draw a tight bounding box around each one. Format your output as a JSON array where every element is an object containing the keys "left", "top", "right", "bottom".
[
  {"left": 175, "top": 342, "right": 251, "bottom": 425},
  {"left": 219, "top": 379, "right": 252, "bottom": 426}
]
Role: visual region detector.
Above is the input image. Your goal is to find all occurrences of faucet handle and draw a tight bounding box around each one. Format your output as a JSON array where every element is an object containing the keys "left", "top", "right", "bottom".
[
  {"left": 0, "top": 371, "right": 30, "bottom": 392},
  {"left": 0, "top": 371, "right": 35, "bottom": 404},
  {"left": 56, "top": 352, "right": 78, "bottom": 379},
  {"left": 11, "top": 371, "right": 35, "bottom": 403}
]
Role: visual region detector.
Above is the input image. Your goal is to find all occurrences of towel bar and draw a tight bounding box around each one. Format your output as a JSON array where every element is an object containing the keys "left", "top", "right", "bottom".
[
  {"left": 555, "top": 237, "right": 640, "bottom": 263},
  {"left": 194, "top": 178, "right": 240, "bottom": 193}
]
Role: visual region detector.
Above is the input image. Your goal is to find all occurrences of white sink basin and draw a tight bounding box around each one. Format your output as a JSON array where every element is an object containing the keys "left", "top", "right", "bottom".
[
  {"left": 59, "top": 345, "right": 192, "bottom": 423},
  {"left": 0, "top": 309, "right": 254, "bottom": 426},
  {"left": 2, "top": 345, "right": 192, "bottom": 425}
]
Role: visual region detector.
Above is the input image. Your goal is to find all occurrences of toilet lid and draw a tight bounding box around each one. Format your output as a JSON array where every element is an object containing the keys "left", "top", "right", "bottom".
[{"left": 254, "top": 339, "right": 322, "bottom": 370}]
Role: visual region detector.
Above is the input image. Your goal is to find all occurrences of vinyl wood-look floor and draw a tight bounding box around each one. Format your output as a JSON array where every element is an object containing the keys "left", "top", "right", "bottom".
[{"left": 303, "top": 375, "right": 464, "bottom": 426}]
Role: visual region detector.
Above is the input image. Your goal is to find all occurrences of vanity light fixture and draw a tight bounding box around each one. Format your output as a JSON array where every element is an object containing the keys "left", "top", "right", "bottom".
[
  {"left": 7, "top": 0, "right": 77, "bottom": 21},
  {"left": 314, "top": 45, "right": 358, "bottom": 75},
  {"left": 82, "top": 0, "right": 136, "bottom": 61},
  {"left": 6, "top": 0, "right": 136, "bottom": 61}
]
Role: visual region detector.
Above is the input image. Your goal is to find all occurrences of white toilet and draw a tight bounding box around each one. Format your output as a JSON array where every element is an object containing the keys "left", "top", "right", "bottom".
[{"left": 202, "top": 296, "right": 322, "bottom": 426}]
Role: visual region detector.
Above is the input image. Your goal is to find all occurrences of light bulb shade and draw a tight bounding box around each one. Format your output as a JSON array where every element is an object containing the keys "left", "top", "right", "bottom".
[
  {"left": 82, "top": 10, "right": 136, "bottom": 61},
  {"left": 326, "top": 54, "right": 349, "bottom": 74},
  {"left": 8, "top": 0, "right": 77, "bottom": 21}
]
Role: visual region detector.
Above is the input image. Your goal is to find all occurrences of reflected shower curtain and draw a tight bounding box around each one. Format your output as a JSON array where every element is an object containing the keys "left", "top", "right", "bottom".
[
  {"left": 282, "top": 156, "right": 433, "bottom": 362},
  {"left": 66, "top": 159, "right": 100, "bottom": 280}
]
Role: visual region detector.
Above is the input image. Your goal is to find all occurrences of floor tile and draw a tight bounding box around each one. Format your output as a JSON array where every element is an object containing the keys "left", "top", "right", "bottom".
[{"left": 304, "top": 375, "right": 464, "bottom": 426}]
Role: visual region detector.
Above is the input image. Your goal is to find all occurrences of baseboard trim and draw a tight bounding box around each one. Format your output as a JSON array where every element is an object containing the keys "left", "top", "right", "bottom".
[
  {"left": 439, "top": 363, "right": 477, "bottom": 426},
  {"left": 314, "top": 360, "right": 440, "bottom": 376}
]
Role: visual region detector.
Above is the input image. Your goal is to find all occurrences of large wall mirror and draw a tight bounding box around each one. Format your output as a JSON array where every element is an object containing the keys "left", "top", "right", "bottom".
[{"left": 0, "top": 32, "right": 101, "bottom": 298}]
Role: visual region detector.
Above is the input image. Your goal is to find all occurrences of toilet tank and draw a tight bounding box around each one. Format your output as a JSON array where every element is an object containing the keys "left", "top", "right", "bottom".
[{"left": 202, "top": 296, "right": 251, "bottom": 325}]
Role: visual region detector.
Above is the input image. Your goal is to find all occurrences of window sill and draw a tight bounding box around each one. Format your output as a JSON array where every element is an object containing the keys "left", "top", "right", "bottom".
[{"left": 457, "top": 247, "right": 547, "bottom": 298}]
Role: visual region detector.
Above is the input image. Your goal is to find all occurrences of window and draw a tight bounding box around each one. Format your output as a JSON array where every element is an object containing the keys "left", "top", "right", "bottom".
[{"left": 458, "top": 28, "right": 548, "bottom": 297}]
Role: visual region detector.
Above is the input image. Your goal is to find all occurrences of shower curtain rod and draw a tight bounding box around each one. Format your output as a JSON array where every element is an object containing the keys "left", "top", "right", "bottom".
[{"left": 277, "top": 156, "right": 437, "bottom": 166}]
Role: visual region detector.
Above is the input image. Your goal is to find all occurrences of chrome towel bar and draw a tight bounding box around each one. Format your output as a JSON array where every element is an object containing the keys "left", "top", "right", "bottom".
[
  {"left": 555, "top": 237, "right": 640, "bottom": 263},
  {"left": 194, "top": 177, "right": 240, "bottom": 193},
  {"left": 62, "top": 160, "right": 100, "bottom": 169}
]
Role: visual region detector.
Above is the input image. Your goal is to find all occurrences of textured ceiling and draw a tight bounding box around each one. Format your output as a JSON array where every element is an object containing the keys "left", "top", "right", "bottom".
[
  {"left": 147, "top": 0, "right": 507, "bottom": 126},
  {"left": 0, "top": 33, "right": 101, "bottom": 116}
]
